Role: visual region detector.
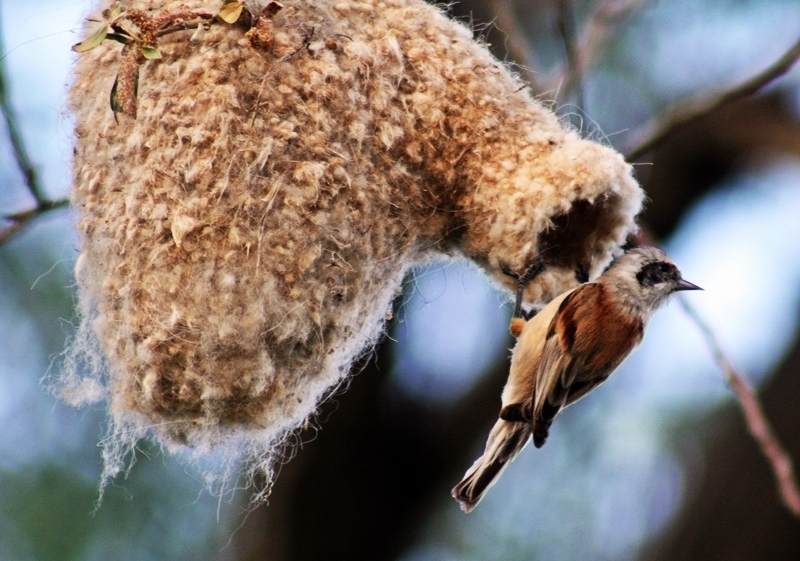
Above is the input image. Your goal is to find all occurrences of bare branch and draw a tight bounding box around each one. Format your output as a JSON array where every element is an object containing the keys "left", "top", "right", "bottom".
[
  {"left": 631, "top": 221, "right": 800, "bottom": 517},
  {"left": 577, "top": 0, "right": 649, "bottom": 79},
  {"left": 0, "top": 12, "right": 69, "bottom": 247},
  {"left": 487, "top": 0, "right": 543, "bottom": 93},
  {"left": 679, "top": 297, "right": 800, "bottom": 517},
  {"left": 539, "top": 0, "right": 650, "bottom": 107},
  {"left": 625, "top": 34, "right": 800, "bottom": 161},
  {"left": 0, "top": 199, "right": 71, "bottom": 245},
  {"left": 555, "top": 0, "right": 584, "bottom": 110},
  {"left": 0, "top": 10, "right": 46, "bottom": 204}
]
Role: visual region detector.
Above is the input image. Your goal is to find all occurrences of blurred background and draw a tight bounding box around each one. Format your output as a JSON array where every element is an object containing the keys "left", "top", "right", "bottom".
[{"left": 2, "top": 0, "right": 800, "bottom": 559}]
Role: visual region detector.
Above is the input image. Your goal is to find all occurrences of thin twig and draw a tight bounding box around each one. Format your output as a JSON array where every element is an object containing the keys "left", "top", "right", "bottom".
[
  {"left": 679, "top": 297, "right": 800, "bottom": 517},
  {"left": 633, "top": 225, "right": 800, "bottom": 517},
  {"left": 577, "top": 0, "right": 649, "bottom": 80},
  {"left": 625, "top": 34, "right": 800, "bottom": 161},
  {"left": 0, "top": 9, "right": 46, "bottom": 203},
  {"left": 0, "top": 10, "right": 68, "bottom": 247},
  {"left": 487, "top": 0, "right": 543, "bottom": 94},
  {"left": 555, "top": 0, "right": 584, "bottom": 111},
  {"left": 0, "top": 199, "right": 71, "bottom": 245}
]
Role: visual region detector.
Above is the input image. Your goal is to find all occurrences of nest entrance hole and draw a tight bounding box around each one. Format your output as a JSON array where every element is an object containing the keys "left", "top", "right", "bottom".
[{"left": 537, "top": 196, "right": 621, "bottom": 273}]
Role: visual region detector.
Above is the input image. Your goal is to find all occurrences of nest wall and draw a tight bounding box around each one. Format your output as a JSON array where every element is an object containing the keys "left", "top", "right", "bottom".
[{"left": 63, "top": 0, "right": 643, "bottom": 486}]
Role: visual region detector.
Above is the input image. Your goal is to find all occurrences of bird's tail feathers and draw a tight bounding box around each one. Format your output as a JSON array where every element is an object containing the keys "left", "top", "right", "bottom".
[{"left": 451, "top": 420, "right": 530, "bottom": 512}]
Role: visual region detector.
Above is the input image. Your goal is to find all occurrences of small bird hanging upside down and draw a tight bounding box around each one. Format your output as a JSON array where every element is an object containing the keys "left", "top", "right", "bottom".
[{"left": 452, "top": 246, "right": 702, "bottom": 513}]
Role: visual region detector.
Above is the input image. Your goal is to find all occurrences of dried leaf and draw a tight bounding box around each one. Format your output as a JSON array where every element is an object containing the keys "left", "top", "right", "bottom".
[
  {"left": 140, "top": 46, "right": 162, "bottom": 60},
  {"left": 72, "top": 24, "right": 109, "bottom": 52},
  {"left": 263, "top": 2, "right": 283, "bottom": 17},
  {"left": 218, "top": 0, "right": 244, "bottom": 24}
]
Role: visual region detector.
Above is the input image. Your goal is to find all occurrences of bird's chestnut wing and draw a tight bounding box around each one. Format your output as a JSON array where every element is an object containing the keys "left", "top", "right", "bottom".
[{"left": 533, "top": 283, "right": 643, "bottom": 419}]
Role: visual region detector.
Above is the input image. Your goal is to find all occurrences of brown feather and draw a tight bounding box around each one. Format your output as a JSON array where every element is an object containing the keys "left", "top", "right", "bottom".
[
  {"left": 451, "top": 420, "right": 530, "bottom": 512},
  {"left": 532, "top": 283, "right": 643, "bottom": 445},
  {"left": 453, "top": 246, "right": 696, "bottom": 510}
]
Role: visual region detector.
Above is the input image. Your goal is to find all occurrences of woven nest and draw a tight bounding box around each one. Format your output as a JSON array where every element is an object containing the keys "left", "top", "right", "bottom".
[{"left": 62, "top": 0, "right": 643, "bottom": 491}]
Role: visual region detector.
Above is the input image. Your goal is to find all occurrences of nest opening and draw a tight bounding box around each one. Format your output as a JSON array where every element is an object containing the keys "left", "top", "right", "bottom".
[
  {"left": 63, "top": 0, "right": 643, "bottom": 500},
  {"left": 537, "top": 196, "right": 624, "bottom": 274}
]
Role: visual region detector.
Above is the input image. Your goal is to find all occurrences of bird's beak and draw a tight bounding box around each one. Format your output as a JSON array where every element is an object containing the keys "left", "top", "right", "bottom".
[{"left": 674, "top": 278, "right": 703, "bottom": 292}]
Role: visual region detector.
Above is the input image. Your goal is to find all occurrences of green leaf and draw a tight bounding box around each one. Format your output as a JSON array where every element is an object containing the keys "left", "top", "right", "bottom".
[
  {"left": 71, "top": 24, "right": 109, "bottom": 53},
  {"left": 110, "top": 75, "right": 123, "bottom": 113},
  {"left": 217, "top": 0, "right": 244, "bottom": 24},
  {"left": 109, "top": 68, "right": 140, "bottom": 116},
  {"left": 106, "top": 33, "right": 131, "bottom": 45},
  {"left": 140, "top": 46, "right": 162, "bottom": 60},
  {"left": 108, "top": 5, "right": 124, "bottom": 21}
]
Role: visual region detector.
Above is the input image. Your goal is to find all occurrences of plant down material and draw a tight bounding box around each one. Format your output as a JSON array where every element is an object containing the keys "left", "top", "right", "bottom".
[{"left": 62, "top": 0, "right": 643, "bottom": 491}]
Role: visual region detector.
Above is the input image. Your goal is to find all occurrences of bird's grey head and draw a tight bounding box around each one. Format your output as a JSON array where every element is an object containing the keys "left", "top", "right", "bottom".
[{"left": 604, "top": 246, "right": 701, "bottom": 317}]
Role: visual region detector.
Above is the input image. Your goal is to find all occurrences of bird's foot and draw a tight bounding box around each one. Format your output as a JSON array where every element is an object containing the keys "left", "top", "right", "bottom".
[{"left": 500, "top": 257, "right": 546, "bottom": 319}]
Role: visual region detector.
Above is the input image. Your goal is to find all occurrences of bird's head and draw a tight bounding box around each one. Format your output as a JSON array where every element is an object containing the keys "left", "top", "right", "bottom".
[{"left": 605, "top": 246, "right": 702, "bottom": 316}]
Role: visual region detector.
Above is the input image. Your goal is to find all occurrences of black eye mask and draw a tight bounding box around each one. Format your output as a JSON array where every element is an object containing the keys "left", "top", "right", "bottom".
[{"left": 636, "top": 261, "right": 680, "bottom": 287}]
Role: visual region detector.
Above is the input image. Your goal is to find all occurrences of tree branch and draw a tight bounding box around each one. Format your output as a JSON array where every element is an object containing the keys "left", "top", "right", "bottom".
[
  {"left": 0, "top": 12, "right": 69, "bottom": 247},
  {"left": 577, "top": 0, "right": 649, "bottom": 80},
  {"left": 625, "top": 34, "right": 800, "bottom": 161},
  {"left": 0, "top": 9, "right": 46, "bottom": 204},
  {"left": 555, "top": 0, "right": 584, "bottom": 110},
  {"left": 679, "top": 297, "right": 800, "bottom": 517},
  {"left": 631, "top": 224, "right": 800, "bottom": 518},
  {"left": 0, "top": 199, "right": 71, "bottom": 245}
]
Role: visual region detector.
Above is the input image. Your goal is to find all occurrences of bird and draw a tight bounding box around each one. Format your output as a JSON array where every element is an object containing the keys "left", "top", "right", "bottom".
[{"left": 452, "top": 246, "right": 702, "bottom": 513}]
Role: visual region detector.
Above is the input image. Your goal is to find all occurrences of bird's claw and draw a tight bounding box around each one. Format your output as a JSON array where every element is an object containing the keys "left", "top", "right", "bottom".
[{"left": 500, "top": 257, "right": 546, "bottom": 319}]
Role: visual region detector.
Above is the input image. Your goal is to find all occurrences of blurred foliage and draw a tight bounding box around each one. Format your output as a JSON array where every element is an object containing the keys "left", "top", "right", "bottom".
[
  {"left": 0, "top": 224, "right": 231, "bottom": 559},
  {"left": 2, "top": 1, "right": 800, "bottom": 560},
  {"left": 0, "top": 463, "right": 95, "bottom": 561}
]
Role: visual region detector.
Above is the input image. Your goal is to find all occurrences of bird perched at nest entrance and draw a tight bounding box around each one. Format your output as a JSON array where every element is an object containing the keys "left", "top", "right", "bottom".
[{"left": 452, "top": 246, "right": 702, "bottom": 513}]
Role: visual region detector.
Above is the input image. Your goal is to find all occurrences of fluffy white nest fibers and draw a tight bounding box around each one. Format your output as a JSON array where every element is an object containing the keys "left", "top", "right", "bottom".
[{"left": 61, "top": 0, "right": 643, "bottom": 494}]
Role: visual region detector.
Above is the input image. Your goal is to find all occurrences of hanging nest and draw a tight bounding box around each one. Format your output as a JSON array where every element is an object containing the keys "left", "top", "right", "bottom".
[{"left": 61, "top": 0, "right": 643, "bottom": 492}]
